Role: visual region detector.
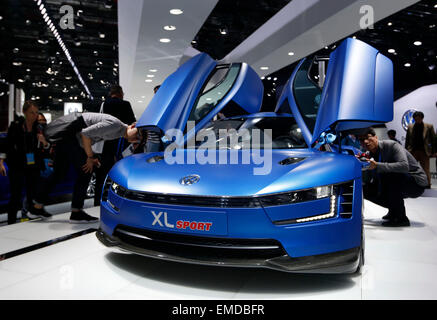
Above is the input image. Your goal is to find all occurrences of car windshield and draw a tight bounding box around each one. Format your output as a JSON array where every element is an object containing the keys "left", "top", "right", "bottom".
[{"left": 187, "top": 117, "right": 307, "bottom": 150}]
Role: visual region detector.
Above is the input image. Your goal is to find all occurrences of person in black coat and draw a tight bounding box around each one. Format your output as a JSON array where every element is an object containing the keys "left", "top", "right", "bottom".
[
  {"left": 0, "top": 101, "right": 51, "bottom": 224},
  {"left": 94, "top": 85, "right": 136, "bottom": 205}
]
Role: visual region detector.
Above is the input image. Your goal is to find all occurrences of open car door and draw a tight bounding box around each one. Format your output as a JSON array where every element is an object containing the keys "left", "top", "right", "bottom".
[
  {"left": 275, "top": 38, "right": 394, "bottom": 147},
  {"left": 136, "top": 52, "right": 264, "bottom": 146}
]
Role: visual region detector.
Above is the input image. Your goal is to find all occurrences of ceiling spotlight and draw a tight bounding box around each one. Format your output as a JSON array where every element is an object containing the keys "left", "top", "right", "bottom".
[
  {"left": 93, "top": 50, "right": 99, "bottom": 56},
  {"left": 163, "top": 25, "right": 176, "bottom": 31},
  {"left": 387, "top": 22, "right": 393, "bottom": 26},
  {"left": 146, "top": 75, "right": 155, "bottom": 78},
  {"left": 404, "top": 63, "right": 411, "bottom": 67},
  {"left": 145, "top": 79, "right": 153, "bottom": 82},
  {"left": 260, "top": 66, "right": 269, "bottom": 70},
  {"left": 219, "top": 28, "right": 227, "bottom": 35},
  {"left": 428, "top": 65, "right": 436, "bottom": 71},
  {"left": 169, "top": 9, "right": 183, "bottom": 15},
  {"left": 388, "top": 49, "right": 396, "bottom": 54},
  {"left": 25, "top": 19, "right": 31, "bottom": 25},
  {"left": 13, "top": 48, "right": 19, "bottom": 53},
  {"left": 18, "top": 79, "right": 25, "bottom": 83},
  {"left": 99, "top": 32, "right": 106, "bottom": 39},
  {"left": 159, "top": 38, "right": 171, "bottom": 43},
  {"left": 12, "top": 61, "right": 22, "bottom": 66},
  {"left": 288, "top": 52, "right": 295, "bottom": 56},
  {"left": 104, "top": 0, "right": 113, "bottom": 9},
  {"left": 413, "top": 41, "right": 422, "bottom": 46},
  {"left": 149, "top": 69, "right": 157, "bottom": 72},
  {"left": 38, "top": 36, "right": 49, "bottom": 45}
]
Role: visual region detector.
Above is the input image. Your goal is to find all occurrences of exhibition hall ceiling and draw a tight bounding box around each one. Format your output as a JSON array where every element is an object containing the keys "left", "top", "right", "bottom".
[
  {"left": 0, "top": 0, "right": 435, "bottom": 114},
  {"left": 0, "top": 0, "right": 118, "bottom": 109}
]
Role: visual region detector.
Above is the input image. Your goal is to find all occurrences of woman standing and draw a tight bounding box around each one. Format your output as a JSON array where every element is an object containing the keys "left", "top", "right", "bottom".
[{"left": 0, "top": 101, "right": 51, "bottom": 224}]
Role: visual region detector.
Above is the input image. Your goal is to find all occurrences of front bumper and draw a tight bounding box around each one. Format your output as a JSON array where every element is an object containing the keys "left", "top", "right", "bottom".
[{"left": 96, "top": 227, "right": 361, "bottom": 274}]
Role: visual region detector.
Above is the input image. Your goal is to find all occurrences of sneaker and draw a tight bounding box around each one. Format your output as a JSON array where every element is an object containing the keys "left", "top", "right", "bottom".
[
  {"left": 28, "top": 206, "right": 52, "bottom": 220},
  {"left": 382, "top": 212, "right": 393, "bottom": 220},
  {"left": 70, "top": 210, "right": 99, "bottom": 224},
  {"left": 382, "top": 217, "right": 410, "bottom": 227}
]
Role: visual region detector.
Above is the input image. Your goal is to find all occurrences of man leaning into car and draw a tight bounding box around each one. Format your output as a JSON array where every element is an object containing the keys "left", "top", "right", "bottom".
[
  {"left": 357, "top": 128, "right": 428, "bottom": 227},
  {"left": 28, "top": 112, "right": 139, "bottom": 224}
]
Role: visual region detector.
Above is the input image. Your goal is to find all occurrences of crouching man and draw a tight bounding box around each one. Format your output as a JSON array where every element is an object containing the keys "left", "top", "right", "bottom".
[{"left": 358, "top": 128, "right": 428, "bottom": 227}]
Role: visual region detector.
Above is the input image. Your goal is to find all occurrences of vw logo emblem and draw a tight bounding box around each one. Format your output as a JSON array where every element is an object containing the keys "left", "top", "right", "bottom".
[
  {"left": 180, "top": 174, "right": 200, "bottom": 186},
  {"left": 401, "top": 109, "right": 417, "bottom": 131}
]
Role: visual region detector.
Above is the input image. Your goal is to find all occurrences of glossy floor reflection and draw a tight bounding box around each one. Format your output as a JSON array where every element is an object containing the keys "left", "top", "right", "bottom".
[{"left": 0, "top": 196, "right": 436, "bottom": 299}]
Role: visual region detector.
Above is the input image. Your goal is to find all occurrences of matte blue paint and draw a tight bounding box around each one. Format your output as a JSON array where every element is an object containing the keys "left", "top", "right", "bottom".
[
  {"left": 98, "top": 38, "right": 393, "bottom": 267},
  {"left": 136, "top": 53, "right": 217, "bottom": 133},
  {"left": 311, "top": 38, "right": 394, "bottom": 143},
  {"left": 274, "top": 60, "right": 313, "bottom": 146}
]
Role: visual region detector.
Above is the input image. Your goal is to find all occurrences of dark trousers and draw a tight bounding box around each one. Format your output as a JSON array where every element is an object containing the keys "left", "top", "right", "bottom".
[
  {"left": 363, "top": 172, "right": 424, "bottom": 220},
  {"left": 7, "top": 166, "right": 40, "bottom": 224},
  {"left": 411, "top": 150, "right": 431, "bottom": 186},
  {"left": 94, "top": 139, "right": 120, "bottom": 206},
  {"left": 35, "top": 138, "right": 92, "bottom": 210}
]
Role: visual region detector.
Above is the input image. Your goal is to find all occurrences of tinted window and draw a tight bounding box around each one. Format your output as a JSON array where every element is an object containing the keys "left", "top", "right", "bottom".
[
  {"left": 188, "top": 64, "right": 241, "bottom": 124},
  {"left": 190, "top": 117, "right": 307, "bottom": 150},
  {"left": 293, "top": 59, "right": 322, "bottom": 133}
]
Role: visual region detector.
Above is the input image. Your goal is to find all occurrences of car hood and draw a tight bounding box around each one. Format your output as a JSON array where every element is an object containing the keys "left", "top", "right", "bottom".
[{"left": 109, "top": 150, "right": 361, "bottom": 197}]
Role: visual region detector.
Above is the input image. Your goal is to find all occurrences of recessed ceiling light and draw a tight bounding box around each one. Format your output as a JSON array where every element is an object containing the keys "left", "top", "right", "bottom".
[
  {"left": 388, "top": 49, "right": 396, "bottom": 54},
  {"left": 387, "top": 22, "right": 393, "bottom": 26},
  {"left": 260, "top": 66, "right": 269, "bottom": 70},
  {"left": 219, "top": 29, "right": 227, "bottom": 35},
  {"left": 413, "top": 41, "right": 422, "bottom": 46},
  {"left": 149, "top": 69, "right": 157, "bottom": 72},
  {"left": 288, "top": 52, "right": 295, "bottom": 56},
  {"left": 159, "top": 38, "right": 171, "bottom": 43},
  {"left": 13, "top": 61, "right": 22, "bottom": 66},
  {"left": 145, "top": 79, "right": 153, "bottom": 82},
  {"left": 169, "top": 9, "right": 183, "bottom": 15},
  {"left": 147, "top": 75, "right": 155, "bottom": 78},
  {"left": 404, "top": 63, "right": 411, "bottom": 67},
  {"left": 163, "top": 25, "right": 176, "bottom": 31},
  {"left": 267, "top": 77, "right": 271, "bottom": 80},
  {"left": 18, "top": 79, "right": 25, "bottom": 83}
]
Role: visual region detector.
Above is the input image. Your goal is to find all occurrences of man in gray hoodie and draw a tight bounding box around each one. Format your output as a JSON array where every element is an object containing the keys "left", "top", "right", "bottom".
[{"left": 358, "top": 128, "right": 427, "bottom": 227}]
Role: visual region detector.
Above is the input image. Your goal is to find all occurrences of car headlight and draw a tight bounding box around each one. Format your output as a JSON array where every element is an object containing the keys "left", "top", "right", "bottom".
[{"left": 259, "top": 185, "right": 334, "bottom": 207}]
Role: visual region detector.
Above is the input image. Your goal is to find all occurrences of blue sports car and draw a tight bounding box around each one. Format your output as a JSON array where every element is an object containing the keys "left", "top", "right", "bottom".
[{"left": 96, "top": 38, "right": 393, "bottom": 274}]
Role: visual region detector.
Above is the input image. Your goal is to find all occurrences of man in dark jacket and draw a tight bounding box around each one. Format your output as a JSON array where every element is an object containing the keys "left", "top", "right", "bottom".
[
  {"left": 358, "top": 128, "right": 428, "bottom": 227},
  {"left": 405, "top": 111, "right": 436, "bottom": 188},
  {"left": 94, "top": 85, "right": 136, "bottom": 205}
]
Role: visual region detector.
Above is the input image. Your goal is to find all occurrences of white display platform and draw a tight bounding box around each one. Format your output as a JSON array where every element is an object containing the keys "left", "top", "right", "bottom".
[{"left": 0, "top": 196, "right": 437, "bottom": 300}]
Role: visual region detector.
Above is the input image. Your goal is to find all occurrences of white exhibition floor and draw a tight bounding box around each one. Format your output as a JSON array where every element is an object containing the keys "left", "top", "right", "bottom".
[{"left": 0, "top": 193, "right": 437, "bottom": 300}]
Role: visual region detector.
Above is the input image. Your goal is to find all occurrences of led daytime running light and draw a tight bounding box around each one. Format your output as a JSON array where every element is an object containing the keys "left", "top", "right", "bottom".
[{"left": 295, "top": 195, "right": 337, "bottom": 223}]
